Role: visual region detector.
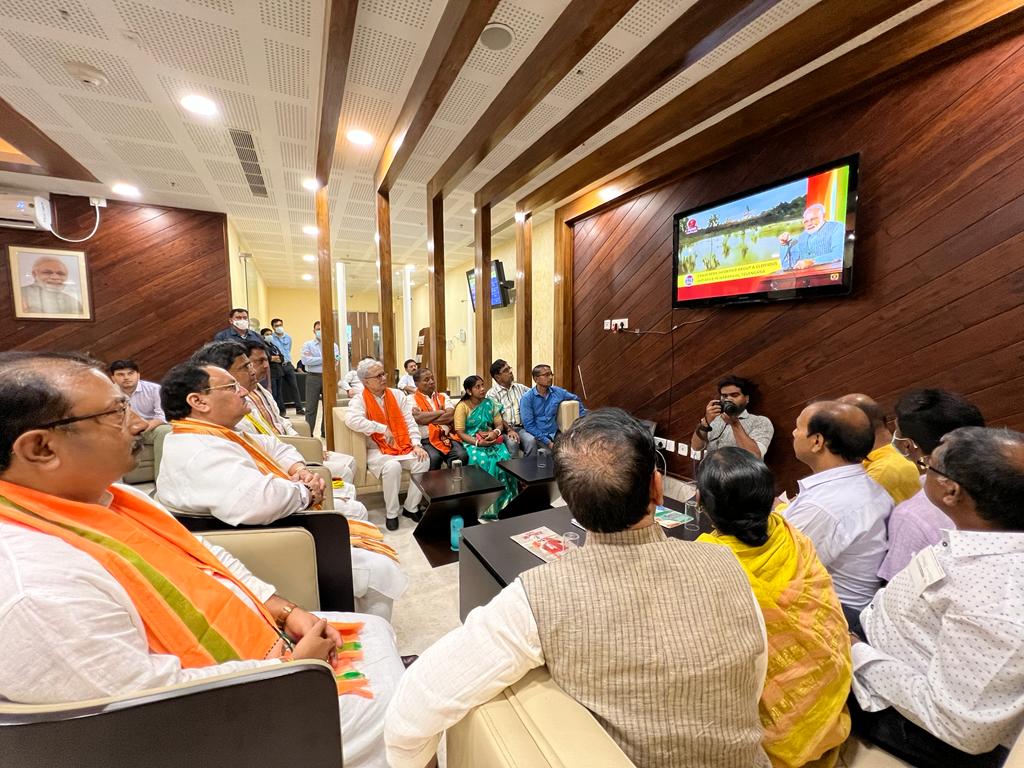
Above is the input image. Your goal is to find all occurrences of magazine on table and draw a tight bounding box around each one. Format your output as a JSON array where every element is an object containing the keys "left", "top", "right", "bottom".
[
  {"left": 510, "top": 526, "right": 577, "bottom": 563},
  {"left": 654, "top": 505, "right": 693, "bottom": 528}
]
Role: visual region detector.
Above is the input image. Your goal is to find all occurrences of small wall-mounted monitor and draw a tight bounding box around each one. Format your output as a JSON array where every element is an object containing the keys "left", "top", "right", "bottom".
[
  {"left": 467, "top": 260, "right": 511, "bottom": 309},
  {"left": 672, "top": 155, "right": 858, "bottom": 308}
]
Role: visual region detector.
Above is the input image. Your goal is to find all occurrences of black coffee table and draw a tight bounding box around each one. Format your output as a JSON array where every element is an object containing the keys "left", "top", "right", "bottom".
[
  {"left": 410, "top": 465, "right": 504, "bottom": 567},
  {"left": 496, "top": 456, "right": 559, "bottom": 518},
  {"left": 459, "top": 491, "right": 706, "bottom": 620}
]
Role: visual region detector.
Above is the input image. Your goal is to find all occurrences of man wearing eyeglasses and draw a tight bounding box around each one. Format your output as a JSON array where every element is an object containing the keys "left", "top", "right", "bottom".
[
  {"left": 782, "top": 401, "right": 893, "bottom": 613},
  {"left": 520, "top": 364, "right": 587, "bottom": 452},
  {"left": 0, "top": 351, "right": 405, "bottom": 768},
  {"left": 849, "top": 426, "right": 1024, "bottom": 767},
  {"left": 344, "top": 359, "right": 429, "bottom": 531},
  {"left": 877, "top": 389, "right": 985, "bottom": 581}
]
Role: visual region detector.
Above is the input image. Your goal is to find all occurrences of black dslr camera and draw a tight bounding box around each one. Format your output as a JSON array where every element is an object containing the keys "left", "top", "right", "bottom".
[{"left": 718, "top": 399, "right": 741, "bottom": 417}]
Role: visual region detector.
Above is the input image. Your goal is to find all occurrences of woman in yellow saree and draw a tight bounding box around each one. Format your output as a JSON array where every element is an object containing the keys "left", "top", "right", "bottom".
[{"left": 696, "top": 447, "right": 852, "bottom": 768}]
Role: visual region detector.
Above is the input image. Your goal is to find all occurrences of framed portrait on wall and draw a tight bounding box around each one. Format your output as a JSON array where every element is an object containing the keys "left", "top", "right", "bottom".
[{"left": 6, "top": 245, "right": 92, "bottom": 321}]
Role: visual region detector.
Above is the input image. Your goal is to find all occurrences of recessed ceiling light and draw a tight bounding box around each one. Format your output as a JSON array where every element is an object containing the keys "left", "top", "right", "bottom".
[
  {"left": 480, "top": 23, "right": 514, "bottom": 51},
  {"left": 179, "top": 94, "right": 218, "bottom": 117},
  {"left": 302, "top": 254, "right": 316, "bottom": 263},
  {"left": 514, "top": 211, "right": 526, "bottom": 223},
  {"left": 302, "top": 178, "right": 320, "bottom": 191},
  {"left": 301, "top": 273, "right": 314, "bottom": 281},
  {"left": 111, "top": 182, "right": 140, "bottom": 197},
  {"left": 597, "top": 186, "right": 619, "bottom": 202},
  {"left": 471, "top": 207, "right": 477, "bottom": 214},
  {"left": 302, "top": 225, "right": 319, "bottom": 236},
  {"left": 346, "top": 129, "right": 374, "bottom": 146}
]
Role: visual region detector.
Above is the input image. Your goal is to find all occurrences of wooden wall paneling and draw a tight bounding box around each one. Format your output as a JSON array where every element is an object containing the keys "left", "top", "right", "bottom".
[
  {"left": 0, "top": 195, "right": 229, "bottom": 378},
  {"left": 474, "top": 204, "right": 492, "bottom": 383},
  {"left": 375, "top": 0, "right": 501, "bottom": 192},
  {"left": 375, "top": 190, "right": 396, "bottom": 379},
  {"left": 426, "top": 188, "right": 446, "bottom": 384},
  {"left": 514, "top": 213, "right": 532, "bottom": 384},
  {"left": 552, "top": 208, "right": 574, "bottom": 387},
  {"left": 564, "top": 22, "right": 1024, "bottom": 488},
  {"left": 314, "top": 0, "right": 358, "bottom": 183},
  {"left": 0, "top": 98, "right": 98, "bottom": 181},
  {"left": 315, "top": 186, "right": 337, "bottom": 449},
  {"left": 429, "top": 0, "right": 640, "bottom": 198},
  {"left": 478, "top": 0, "right": 780, "bottom": 206}
]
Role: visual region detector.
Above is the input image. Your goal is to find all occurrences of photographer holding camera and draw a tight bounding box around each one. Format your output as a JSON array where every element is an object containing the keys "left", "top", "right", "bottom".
[{"left": 690, "top": 375, "right": 774, "bottom": 459}]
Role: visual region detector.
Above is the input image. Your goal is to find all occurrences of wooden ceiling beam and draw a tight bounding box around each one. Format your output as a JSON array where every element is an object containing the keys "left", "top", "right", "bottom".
[
  {"left": 549, "top": 0, "right": 1024, "bottom": 227},
  {"left": 429, "top": 0, "right": 640, "bottom": 200},
  {"left": 0, "top": 98, "right": 98, "bottom": 182},
  {"left": 375, "top": 0, "right": 501, "bottom": 193},
  {"left": 476, "top": 0, "right": 781, "bottom": 207},
  {"left": 520, "top": 0, "right": 925, "bottom": 213},
  {"left": 314, "top": 0, "right": 359, "bottom": 185}
]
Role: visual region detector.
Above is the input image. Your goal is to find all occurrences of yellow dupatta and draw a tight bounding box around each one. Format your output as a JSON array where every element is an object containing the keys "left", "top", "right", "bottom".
[{"left": 699, "top": 513, "right": 851, "bottom": 768}]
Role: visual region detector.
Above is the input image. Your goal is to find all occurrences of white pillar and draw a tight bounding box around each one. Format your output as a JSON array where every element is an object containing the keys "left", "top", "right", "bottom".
[
  {"left": 402, "top": 265, "right": 413, "bottom": 364},
  {"left": 335, "top": 261, "right": 349, "bottom": 375}
]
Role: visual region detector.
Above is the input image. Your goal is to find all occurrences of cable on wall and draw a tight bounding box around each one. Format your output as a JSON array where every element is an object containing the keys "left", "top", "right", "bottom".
[{"left": 46, "top": 204, "right": 101, "bottom": 243}]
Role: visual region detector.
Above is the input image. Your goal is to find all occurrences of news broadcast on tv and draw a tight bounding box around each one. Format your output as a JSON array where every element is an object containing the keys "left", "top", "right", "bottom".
[{"left": 673, "top": 157, "right": 857, "bottom": 307}]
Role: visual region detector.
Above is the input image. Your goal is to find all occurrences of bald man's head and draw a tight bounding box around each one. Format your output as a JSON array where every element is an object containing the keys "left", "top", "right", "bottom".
[
  {"left": 796, "top": 400, "right": 874, "bottom": 465},
  {"left": 838, "top": 393, "right": 886, "bottom": 429}
]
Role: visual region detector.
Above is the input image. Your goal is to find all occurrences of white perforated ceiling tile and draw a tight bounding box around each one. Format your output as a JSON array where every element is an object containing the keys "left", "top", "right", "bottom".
[
  {"left": 134, "top": 168, "right": 209, "bottom": 194},
  {"left": 505, "top": 100, "right": 563, "bottom": 144},
  {"left": 0, "top": 0, "right": 108, "bottom": 39},
  {"left": 348, "top": 25, "right": 416, "bottom": 94},
  {"left": 3, "top": 85, "right": 72, "bottom": 127},
  {"left": 43, "top": 130, "right": 107, "bottom": 161},
  {"left": 434, "top": 75, "right": 491, "bottom": 126},
  {"left": 160, "top": 76, "right": 261, "bottom": 131},
  {"left": 61, "top": 94, "right": 174, "bottom": 141},
  {"left": 185, "top": 123, "right": 234, "bottom": 156},
  {"left": 186, "top": 0, "right": 235, "bottom": 14},
  {"left": 2, "top": 30, "right": 149, "bottom": 101},
  {"left": 259, "top": 0, "right": 311, "bottom": 37},
  {"left": 275, "top": 102, "right": 308, "bottom": 141},
  {"left": 279, "top": 141, "right": 311, "bottom": 169},
  {"left": 206, "top": 159, "right": 246, "bottom": 184},
  {"left": 107, "top": 139, "right": 196, "bottom": 172},
  {"left": 618, "top": 0, "right": 689, "bottom": 38},
  {"left": 464, "top": 1, "right": 543, "bottom": 77},
  {"left": 418, "top": 124, "right": 458, "bottom": 158},
  {"left": 0, "top": 58, "right": 16, "bottom": 78},
  {"left": 550, "top": 41, "right": 626, "bottom": 101},
  {"left": 362, "top": 0, "right": 433, "bottom": 30},
  {"left": 264, "top": 38, "right": 310, "bottom": 99},
  {"left": 339, "top": 89, "right": 395, "bottom": 138}
]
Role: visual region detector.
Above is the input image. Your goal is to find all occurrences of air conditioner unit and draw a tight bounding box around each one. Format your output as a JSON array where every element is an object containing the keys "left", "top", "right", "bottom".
[{"left": 0, "top": 190, "right": 52, "bottom": 230}]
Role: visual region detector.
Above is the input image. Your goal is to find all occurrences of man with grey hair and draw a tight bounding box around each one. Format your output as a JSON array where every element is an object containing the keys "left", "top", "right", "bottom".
[
  {"left": 345, "top": 358, "right": 429, "bottom": 530},
  {"left": 778, "top": 203, "right": 845, "bottom": 269}
]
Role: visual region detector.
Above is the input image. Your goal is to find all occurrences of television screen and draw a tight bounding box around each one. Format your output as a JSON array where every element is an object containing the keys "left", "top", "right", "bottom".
[
  {"left": 467, "top": 260, "right": 510, "bottom": 309},
  {"left": 672, "top": 156, "right": 858, "bottom": 308}
]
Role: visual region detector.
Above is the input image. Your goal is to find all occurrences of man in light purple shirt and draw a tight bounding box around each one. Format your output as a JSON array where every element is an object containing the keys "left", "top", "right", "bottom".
[
  {"left": 877, "top": 388, "right": 985, "bottom": 580},
  {"left": 109, "top": 359, "right": 165, "bottom": 429}
]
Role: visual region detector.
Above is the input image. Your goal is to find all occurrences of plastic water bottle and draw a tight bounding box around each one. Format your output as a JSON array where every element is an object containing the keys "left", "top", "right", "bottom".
[{"left": 450, "top": 515, "right": 464, "bottom": 552}]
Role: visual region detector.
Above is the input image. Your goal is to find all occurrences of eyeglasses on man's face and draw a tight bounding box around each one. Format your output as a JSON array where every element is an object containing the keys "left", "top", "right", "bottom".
[
  {"left": 35, "top": 399, "right": 133, "bottom": 430},
  {"left": 202, "top": 381, "right": 244, "bottom": 394}
]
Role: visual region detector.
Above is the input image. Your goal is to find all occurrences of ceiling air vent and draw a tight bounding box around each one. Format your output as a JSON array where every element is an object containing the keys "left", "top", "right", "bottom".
[{"left": 228, "top": 129, "right": 268, "bottom": 198}]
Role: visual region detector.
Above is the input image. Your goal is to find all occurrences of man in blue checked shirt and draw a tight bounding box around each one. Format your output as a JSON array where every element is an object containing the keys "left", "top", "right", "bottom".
[{"left": 520, "top": 364, "right": 586, "bottom": 450}]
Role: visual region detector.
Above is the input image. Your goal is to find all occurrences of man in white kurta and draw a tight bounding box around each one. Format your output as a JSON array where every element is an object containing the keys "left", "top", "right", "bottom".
[
  {"left": 344, "top": 359, "right": 430, "bottom": 530},
  {"left": 155, "top": 363, "right": 407, "bottom": 619},
  {"left": 0, "top": 352, "right": 404, "bottom": 768}
]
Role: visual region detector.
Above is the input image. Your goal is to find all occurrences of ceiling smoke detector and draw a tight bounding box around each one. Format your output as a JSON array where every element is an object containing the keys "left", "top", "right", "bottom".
[
  {"left": 63, "top": 61, "right": 109, "bottom": 88},
  {"left": 479, "top": 23, "right": 514, "bottom": 51}
]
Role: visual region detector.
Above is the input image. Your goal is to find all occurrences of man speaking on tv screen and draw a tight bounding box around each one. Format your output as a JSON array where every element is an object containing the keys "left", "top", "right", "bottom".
[{"left": 778, "top": 203, "right": 845, "bottom": 270}]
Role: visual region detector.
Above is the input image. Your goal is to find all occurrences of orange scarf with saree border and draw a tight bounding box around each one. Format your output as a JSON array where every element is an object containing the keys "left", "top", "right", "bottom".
[
  {"left": 362, "top": 388, "right": 412, "bottom": 455},
  {"left": 414, "top": 390, "right": 453, "bottom": 454}
]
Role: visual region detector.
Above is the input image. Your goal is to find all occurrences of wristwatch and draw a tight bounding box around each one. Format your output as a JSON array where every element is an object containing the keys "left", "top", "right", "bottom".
[
  {"left": 697, "top": 420, "right": 710, "bottom": 434},
  {"left": 276, "top": 601, "right": 296, "bottom": 630}
]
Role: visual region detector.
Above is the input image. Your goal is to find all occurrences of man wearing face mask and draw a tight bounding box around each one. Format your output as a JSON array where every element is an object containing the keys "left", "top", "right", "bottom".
[
  {"left": 268, "top": 318, "right": 305, "bottom": 416},
  {"left": 301, "top": 321, "right": 341, "bottom": 438},
  {"left": 214, "top": 308, "right": 262, "bottom": 343}
]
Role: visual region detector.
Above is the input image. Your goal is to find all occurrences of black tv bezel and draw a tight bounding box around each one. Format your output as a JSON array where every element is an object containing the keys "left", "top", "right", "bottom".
[
  {"left": 466, "top": 260, "right": 511, "bottom": 309},
  {"left": 670, "top": 154, "right": 860, "bottom": 310}
]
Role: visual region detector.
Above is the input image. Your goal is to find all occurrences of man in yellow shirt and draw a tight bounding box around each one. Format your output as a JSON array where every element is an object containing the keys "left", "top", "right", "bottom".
[{"left": 839, "top": 393, "right": 920, "bottom": 504}]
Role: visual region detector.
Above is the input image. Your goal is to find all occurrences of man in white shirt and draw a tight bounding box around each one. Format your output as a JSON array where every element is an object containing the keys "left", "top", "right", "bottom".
[
  {"left": 156, "top": 362, "right": 407, "bottom": 620},
  {"left": 396, "top": 359, "right": 417, "bottom": 395},
  {"left": 850, "top": 426, "right": 1024, "bottom": 767},
  {"left": 690, "top": 375, "right": 774, "bottom": 459},
  {"left": 343, "top": 356, "right": 375, "bottom": 398},
  {"left": 486, "top": 358, "right": 535, "bottom": 456},
  {"left": 108, "top": 359, "right": 165, "bottom": 429},
  {"left": 783, "top": 400, "right": 892, "bottom": 612},
  {"left": 0, "top": 351, "right": 404, "bottom": 768},
  {"left": 344, "top": 359, "right": 429, "bottom": 531},
  {"left": 385, "top": 408, "right": 770, "bottom": 768}
]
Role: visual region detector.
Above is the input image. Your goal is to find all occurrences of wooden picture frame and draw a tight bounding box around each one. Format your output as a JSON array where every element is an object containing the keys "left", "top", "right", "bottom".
[{"left": 7, "top": 245, "right": 92, "bottom": 321}]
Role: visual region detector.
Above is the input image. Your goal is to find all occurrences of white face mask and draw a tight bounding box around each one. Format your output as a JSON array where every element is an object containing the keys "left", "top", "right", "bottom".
[
  {"left": 273, "top": 326, "right": 284, "bottom": 335},
  {"left": 232, "top": 318, "right": 249, "bottom": 331}
]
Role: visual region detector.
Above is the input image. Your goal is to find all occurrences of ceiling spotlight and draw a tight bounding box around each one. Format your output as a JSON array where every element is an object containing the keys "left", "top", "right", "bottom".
[
  {"left": 346, "top": 129, "right": 374, "bottom": 146},
  {"left": 480, "top": 23, "right": 514, "bottom": 51},
  {"left": 179, "top": 94, "right": 219, "bottom": 117},
  {"left": 514, "top": 211, "right": 526, "bottom": 223},
  {"left": 301, "top": 273, "right": 314, "bottom": 281},
  {"left": 471, "top": 207, "right": 477, "bottom": 214},
  {"left": 597, "top": 186, "right": 619, "bottom": 202},
  {"left": 111, "top": 182, "right": 140, "bottom": 198},
  {"left": 302, "top": 254, "right": 316, "bottom": 263},
  {"left": 302, "top": 178, "right": 321, "bottom": 191},
  {"left": 302, "top": 225, "right": 319, "bottom": 236}
]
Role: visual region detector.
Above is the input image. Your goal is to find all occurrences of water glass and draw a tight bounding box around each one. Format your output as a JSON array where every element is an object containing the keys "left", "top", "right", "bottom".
[
  {"left": 536, "top": 447, "right": 550, "bottom": 469},
  {"left": 561, "top": 531, "right": 580, "bottom": 552},
  {"left": 683, "top": 499, "right": 701, "bottom": 534},
  {"left": 450, "top": 459, "right": 463, "bottom": 478}
]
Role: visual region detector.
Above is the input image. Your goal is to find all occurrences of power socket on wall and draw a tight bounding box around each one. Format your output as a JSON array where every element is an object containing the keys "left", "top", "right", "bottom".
[
  {"left": 612, "top": 317, "right": 629, "bottom": 331},
  {"left": 654, "top": 436, "right": 676, "bottom": 452}
]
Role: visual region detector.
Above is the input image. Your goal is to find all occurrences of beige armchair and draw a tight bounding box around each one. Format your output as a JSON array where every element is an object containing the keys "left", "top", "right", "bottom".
[
  {"left": 447, "top": 667, "right": 635, "bottom": 768},
  {"left": 0, "top": 660, "right": 341, "bottom": 768},
  {"left": 333, "top": 406, "right": 412, "bottom": 494},
  {"left": 556, "top": 400, "right": 581, "bottom": 433}
]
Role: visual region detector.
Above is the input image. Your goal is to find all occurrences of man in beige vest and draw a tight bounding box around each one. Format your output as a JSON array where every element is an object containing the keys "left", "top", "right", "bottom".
[{"left": 384, "top": 408, "right": 770, "bottom": 768}]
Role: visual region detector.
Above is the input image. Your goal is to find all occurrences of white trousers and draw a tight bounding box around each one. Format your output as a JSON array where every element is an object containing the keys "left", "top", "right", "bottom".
[
  {"left": 366, "top": 449, "right": 429, "bottom": 519},
  {"left": 350, "top": 547, "right": 408, "bottom": 623},
  {"left": 314, "top": 611, "right": 405, "bottom": 768}
]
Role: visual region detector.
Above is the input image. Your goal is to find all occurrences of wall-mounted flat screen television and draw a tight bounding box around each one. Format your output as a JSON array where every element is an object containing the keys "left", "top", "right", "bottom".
[
  {"left": 467, "top": 260, "right": 511, "bottom": 309},
  {"left": 672, "top": 155, "right": 858, "bottom": 308}
]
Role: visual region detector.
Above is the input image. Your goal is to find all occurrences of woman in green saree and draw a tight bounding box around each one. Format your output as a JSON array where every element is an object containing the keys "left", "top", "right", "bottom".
[{"left": 453, "top": 375, "right": 520, "bottom": 518}]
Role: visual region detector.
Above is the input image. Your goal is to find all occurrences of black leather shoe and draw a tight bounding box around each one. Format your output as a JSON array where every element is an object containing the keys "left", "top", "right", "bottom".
[
  {"left": 402, "top": 509, "right": 422, "bottom": 523},
  {"left": 401, "top": 655, "right": 419, "bottom": 668},
  {"left": 385, "top": 517, "right": 399, "bottom": 531}
]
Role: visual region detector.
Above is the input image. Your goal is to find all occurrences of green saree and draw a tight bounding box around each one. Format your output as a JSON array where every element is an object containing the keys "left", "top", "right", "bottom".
[{"left": 463, "top": 398, "right": 518, "bottom": 518}]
